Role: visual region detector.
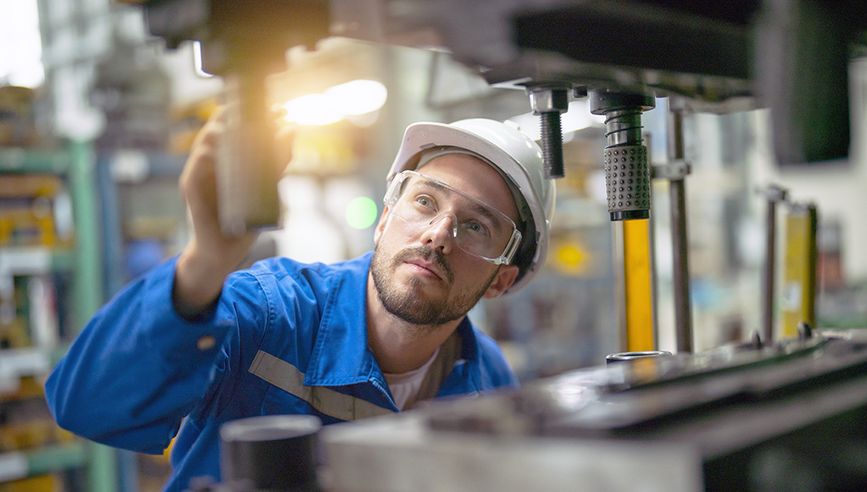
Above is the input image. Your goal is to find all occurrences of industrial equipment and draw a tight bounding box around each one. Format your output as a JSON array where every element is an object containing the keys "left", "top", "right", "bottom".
[
  {"left": 321, "top": 328, "right": 867, "bottom": 492},
  {"left": 126, "top": 0, "right": 867, "bottom": 225}
]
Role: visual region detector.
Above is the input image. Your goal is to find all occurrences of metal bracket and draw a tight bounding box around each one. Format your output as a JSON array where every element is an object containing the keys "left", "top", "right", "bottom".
[{"left": 650, "top": 160, "right": 691, "bottom": 181}]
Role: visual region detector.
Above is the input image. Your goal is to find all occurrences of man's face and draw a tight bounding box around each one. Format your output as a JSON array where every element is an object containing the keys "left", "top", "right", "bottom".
[{"left": 370, "top": 153, "right": 520, "bottom": 329}]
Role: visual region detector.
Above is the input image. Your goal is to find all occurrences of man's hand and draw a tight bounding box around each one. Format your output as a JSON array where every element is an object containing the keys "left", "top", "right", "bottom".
[{"left": 172, "top": 109, "right": 264, "bottom": 319}]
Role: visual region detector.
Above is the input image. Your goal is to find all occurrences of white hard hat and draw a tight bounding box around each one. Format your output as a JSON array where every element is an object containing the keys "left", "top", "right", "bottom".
[{"left": 387, "top": 118, "right": 554, "bottom": 294}]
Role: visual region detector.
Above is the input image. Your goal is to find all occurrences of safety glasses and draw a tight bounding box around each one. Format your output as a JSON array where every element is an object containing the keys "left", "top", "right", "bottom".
[{"left": 384, "top": 171, "right": 522, "bottom": 265}]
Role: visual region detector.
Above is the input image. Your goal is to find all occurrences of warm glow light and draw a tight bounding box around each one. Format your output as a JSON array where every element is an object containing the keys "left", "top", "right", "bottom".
[
  {"left": 283, "top": 94, "right": 343, "bottom": 126},
  {"left": 325, "top": 80, "right": 388, "bottom": 116},
  {"left": 282, "top": 79, "right": 388, "bottom": 126}
]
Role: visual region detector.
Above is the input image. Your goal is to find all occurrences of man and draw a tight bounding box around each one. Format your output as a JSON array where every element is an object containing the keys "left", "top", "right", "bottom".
[{"left": 45, "top": 115, "right": 553, "bottom": 491}]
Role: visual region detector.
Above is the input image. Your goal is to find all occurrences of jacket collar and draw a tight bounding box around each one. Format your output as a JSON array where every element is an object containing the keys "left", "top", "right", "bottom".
[{"left": 303, "top": 252, "right": 481, "bottom": 388}]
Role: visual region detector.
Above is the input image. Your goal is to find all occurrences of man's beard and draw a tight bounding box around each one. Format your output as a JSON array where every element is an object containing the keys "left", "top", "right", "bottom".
[{"left": 370, "top": 244, "right": 496, "bottom": 330}]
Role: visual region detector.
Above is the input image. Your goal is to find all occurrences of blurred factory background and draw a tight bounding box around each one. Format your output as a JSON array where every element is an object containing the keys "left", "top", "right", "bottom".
[{"left": 2, "top": 0, "right": 867, "bottom": 491}]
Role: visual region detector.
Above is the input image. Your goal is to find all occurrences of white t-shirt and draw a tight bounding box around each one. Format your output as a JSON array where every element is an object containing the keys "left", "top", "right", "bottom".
[{"left": 383, "top": 347, "right": 440, "bottom": 410}]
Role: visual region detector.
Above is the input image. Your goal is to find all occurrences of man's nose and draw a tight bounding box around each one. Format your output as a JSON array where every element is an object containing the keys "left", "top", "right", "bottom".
[{"left": 420, "top": 213, "right": 456, "bottom": 254}]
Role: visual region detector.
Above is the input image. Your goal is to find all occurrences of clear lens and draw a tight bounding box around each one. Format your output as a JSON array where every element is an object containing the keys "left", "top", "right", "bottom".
[{"left": 384, "top": 171, "right": 522, "bottom": 265}]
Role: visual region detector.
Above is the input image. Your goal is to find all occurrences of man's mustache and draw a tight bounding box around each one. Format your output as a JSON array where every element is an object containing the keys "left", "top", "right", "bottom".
[{"left": 394, "top": 246, "right": 454, "bottom": 284}]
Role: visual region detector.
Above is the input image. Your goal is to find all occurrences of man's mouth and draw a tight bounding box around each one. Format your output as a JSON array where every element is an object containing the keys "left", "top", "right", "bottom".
[
  {"left": 406, "top": 259, "right": 445, "bottom": 280},
  {"left": 395, "top": 247, "right": 453, "bottom": 284}
]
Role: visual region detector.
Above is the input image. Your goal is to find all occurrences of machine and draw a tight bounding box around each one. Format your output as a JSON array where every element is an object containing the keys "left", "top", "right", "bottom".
[
  {"left": 126, "top": 0, "right": 867, "bottom": 225},
  {"left": 320, "top": 327, "right": 867, "bottom": 491}
]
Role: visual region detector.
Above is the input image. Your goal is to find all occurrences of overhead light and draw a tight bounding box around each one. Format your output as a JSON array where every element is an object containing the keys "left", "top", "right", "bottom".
[
  {"left": 281, "top": 79, "right": 387, "bottom": 126},
  {"left": 282, "top": 93, "right": 343, "bottom": 126},
  {"left": 325, "top": 80, "right": 387, "bottom": 116}
]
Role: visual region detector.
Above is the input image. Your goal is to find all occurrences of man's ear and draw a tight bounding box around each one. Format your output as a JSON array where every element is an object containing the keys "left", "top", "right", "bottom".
[
  {"left": 483, "top": 264, "right": 519, "bottom": 299},
  {"left": 373, "top": 207, "right": 390, "bottom": 244}
]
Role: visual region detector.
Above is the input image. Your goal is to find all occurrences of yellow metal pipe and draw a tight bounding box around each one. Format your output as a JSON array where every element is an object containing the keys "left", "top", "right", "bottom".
[{"left": 623, "top": 219, "right": 654, "bottom": 351}]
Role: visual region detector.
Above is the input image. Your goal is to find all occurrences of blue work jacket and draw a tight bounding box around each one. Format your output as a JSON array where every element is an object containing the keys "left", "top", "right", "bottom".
[{"left": 45, "top": 252, "right": 518, "bottom": 491}]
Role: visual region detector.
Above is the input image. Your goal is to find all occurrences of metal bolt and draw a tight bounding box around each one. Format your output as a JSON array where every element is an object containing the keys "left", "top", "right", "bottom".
[{"left": 529, "top": 87, "right": 568, "bottom": 179}]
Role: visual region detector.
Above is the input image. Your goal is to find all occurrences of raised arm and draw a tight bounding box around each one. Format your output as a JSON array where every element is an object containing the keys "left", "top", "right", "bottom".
[{"left": 173, "top": 110, "right": 259, "bottom": 319}]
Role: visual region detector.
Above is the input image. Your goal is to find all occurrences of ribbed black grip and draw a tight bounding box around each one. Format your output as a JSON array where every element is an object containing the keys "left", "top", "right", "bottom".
[{"left": 604, "top": 145, "right": 650, "bottom": 221}]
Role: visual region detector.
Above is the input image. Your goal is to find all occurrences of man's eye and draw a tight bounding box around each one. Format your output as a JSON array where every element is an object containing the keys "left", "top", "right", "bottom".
[
  {"left": 414, "top": 195, "right": 435, "bottom": 209},
  {"left": 463, "top": 220, "right": 489, "bottom": 237}
]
